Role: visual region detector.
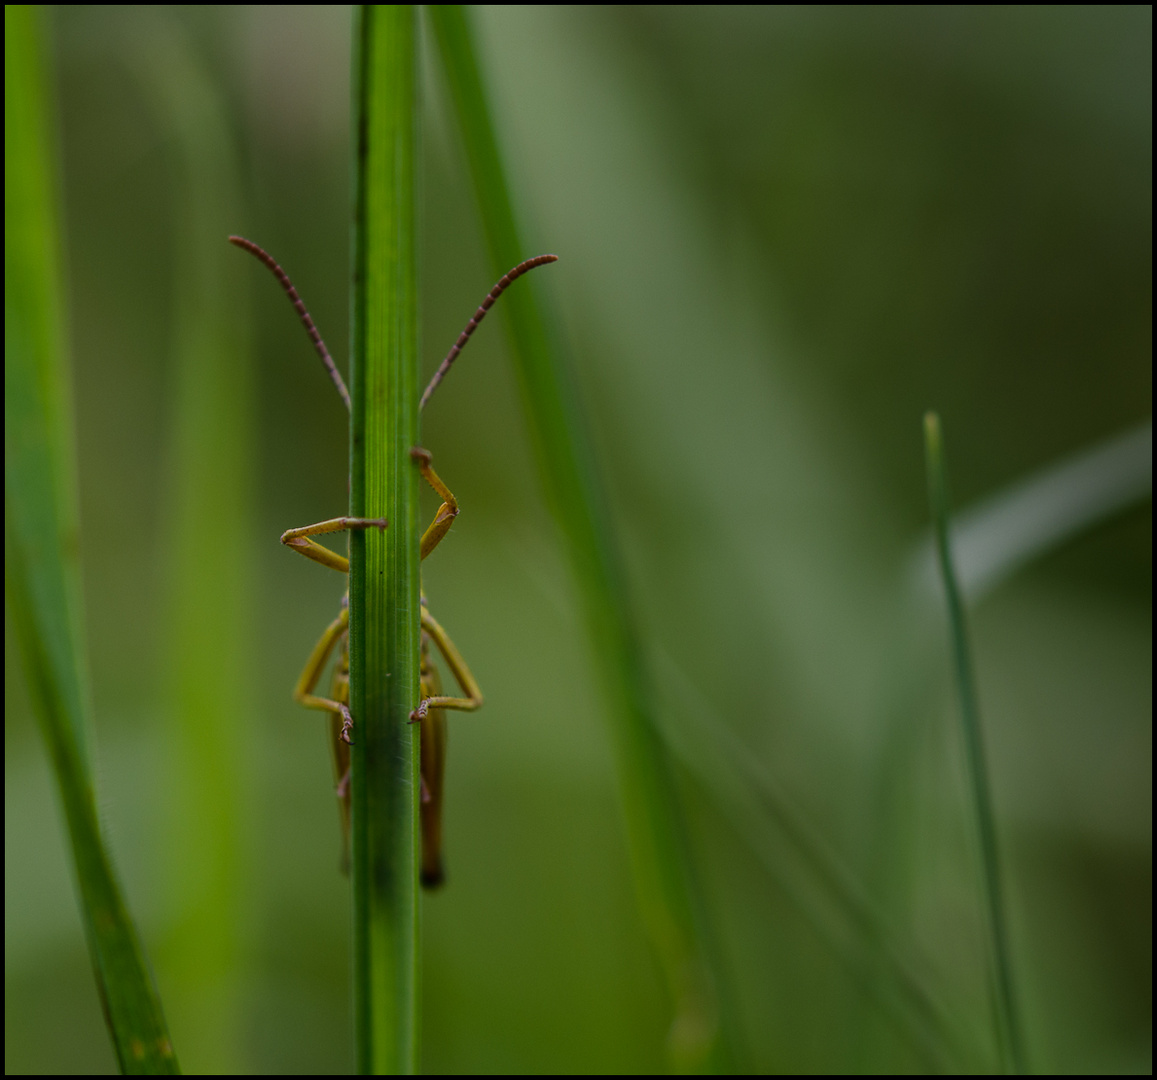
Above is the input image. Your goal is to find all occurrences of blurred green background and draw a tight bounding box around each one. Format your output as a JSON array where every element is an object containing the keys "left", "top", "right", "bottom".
[{"left": 5, "top": 6, "right": 1150, "bottom": 1073}]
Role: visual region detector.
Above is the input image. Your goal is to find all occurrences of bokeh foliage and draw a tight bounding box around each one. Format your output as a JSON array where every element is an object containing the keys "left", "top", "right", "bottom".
[{"left": 6, "top": 7, "right": 1150, "bottom": 1073}]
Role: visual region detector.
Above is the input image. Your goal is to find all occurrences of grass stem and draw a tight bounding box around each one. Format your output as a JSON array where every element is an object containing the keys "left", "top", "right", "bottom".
[
  {"left": 924, "top": 411, "right": 1026, "bottom": 1075},
  {"left": 349, "top": 6, "right": 421, "bottom": 1073}
]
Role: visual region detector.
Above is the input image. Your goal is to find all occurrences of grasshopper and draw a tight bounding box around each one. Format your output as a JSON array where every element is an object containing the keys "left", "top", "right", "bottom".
[{"left": 230, "top": 235, "right": 556, "bottom": 886}]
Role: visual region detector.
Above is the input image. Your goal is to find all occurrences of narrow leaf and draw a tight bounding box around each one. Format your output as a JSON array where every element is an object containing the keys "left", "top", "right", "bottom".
[
  {"left": 4, "top": 6, "right": 178, "bottom": 1073},
  {"left": 924, "top": 412, "right": 1026, "bottom": 1075}
]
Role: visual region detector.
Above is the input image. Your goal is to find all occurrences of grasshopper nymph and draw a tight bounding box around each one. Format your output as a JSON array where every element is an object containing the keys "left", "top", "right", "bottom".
[{"left": 230, "top": 235, "right": 556, "bottom": 886}]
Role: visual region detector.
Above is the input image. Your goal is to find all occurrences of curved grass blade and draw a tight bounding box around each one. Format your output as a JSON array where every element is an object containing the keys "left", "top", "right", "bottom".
[
  {"left": 428, "top": 6, "right": 725, "bottom": 1069},
  {"left": 349, "top": 6, "right": 422, "bottom": 1073},
  {"left": 924, "top": 412, "right": 1026, "bottom": 1075},
  {"left": 911, "top": 419, "right": 1152, "bottom": 605},
  {"left": 4, "top": 6, "right": 178, "bottom": 1073}
]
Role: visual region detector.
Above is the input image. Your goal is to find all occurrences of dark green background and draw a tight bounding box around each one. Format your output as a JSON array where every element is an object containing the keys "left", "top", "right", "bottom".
[{"left": 6, "top": 6, "right": 1150, "bottom": 1073}]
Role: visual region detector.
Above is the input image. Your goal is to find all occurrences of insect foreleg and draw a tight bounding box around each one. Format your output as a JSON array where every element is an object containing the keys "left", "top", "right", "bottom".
[
  {"left": 281, "top": 515, "right": 388, "bottom": 573},
  {"left": 411, "top": 447, "right": 459, "bottom": 561}
]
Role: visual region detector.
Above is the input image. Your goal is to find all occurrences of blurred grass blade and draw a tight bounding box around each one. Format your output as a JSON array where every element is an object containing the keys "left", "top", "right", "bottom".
[
  {"left": 923, "top": 412, "right": 1025, "bottom": 1075},
  {"left": 912, "top": 419, "right": 1152, "bottom": 604},
  {"left": 124, "top": 10, "right": 253, "bottom": 1070},
  {"left": 654, "top": 649, "right": 978, "bottom": 1072},
  {"left": 349, "top": 7, "right": 421, "bottom": 1073},
  {"left": 429, "top": 6, "right": 724, "bottom": 1069},
  {"left": 4, "top": 6, "right": 178, "bottom": 1073}
]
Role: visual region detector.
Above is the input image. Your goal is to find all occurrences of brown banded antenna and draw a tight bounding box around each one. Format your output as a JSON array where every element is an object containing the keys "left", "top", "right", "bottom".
[
  {"left": 228, "top": 235, "right": 351, "bottom": 412},
  {"left": 228, "top": 235, "right": 557, "bottom": 412},
  {"left": 418, "top": 253, "right": 558, "bottom": 410}
]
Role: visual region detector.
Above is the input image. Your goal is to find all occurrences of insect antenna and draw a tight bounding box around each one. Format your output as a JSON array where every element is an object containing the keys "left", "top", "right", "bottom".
[
  {"left": 419, "top": 254, "right": 558, "bottom": 411},
  {"left": 229, "top": 235, "right": 351, "bottom": 413}
]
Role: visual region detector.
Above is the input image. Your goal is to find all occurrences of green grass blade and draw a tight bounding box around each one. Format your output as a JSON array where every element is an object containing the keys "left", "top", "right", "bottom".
[
  {"left": 4, "top": 6, "right": 178, "bottom": 1073},
  {"left": 429, "top": 7, "right": 724, "bottom": 1069},
  {"left": 349, "top": 6, "right": 421, "bottom": 1073},
  {"left": 123, "top": 11, "right": 254, "bottom": 1070},
  {"left": 656, "top": 651, "right": 977, "bottom": 1071},
  {"left": 923, "top": 412, "right": 1026, "bottom": 1075},
  {"left": 913, "top": 419, "right": 1152, "bottom": 605}
]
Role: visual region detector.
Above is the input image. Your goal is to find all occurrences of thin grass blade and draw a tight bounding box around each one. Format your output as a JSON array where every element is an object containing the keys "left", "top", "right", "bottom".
[
  {"left": 924, "top": 412, "right": 1026, "bottom": 1075},
  {"left": 912, "top": 419, "right": 1152, "bottom": 605},
  {"left": 4, "top": 6, "right": 178, "bottom": 1073}
]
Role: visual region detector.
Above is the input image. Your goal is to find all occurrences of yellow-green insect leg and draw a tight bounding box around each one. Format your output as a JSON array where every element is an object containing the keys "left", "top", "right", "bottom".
[
  {"left": 411, "top": 447, "right": 459, "bottom": 560},
  {"left": 411, "top": 605, "right": 484, "bottom": 720},
  {"left": 280, "top": 515, "right": 387, "bottom": 573}
]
